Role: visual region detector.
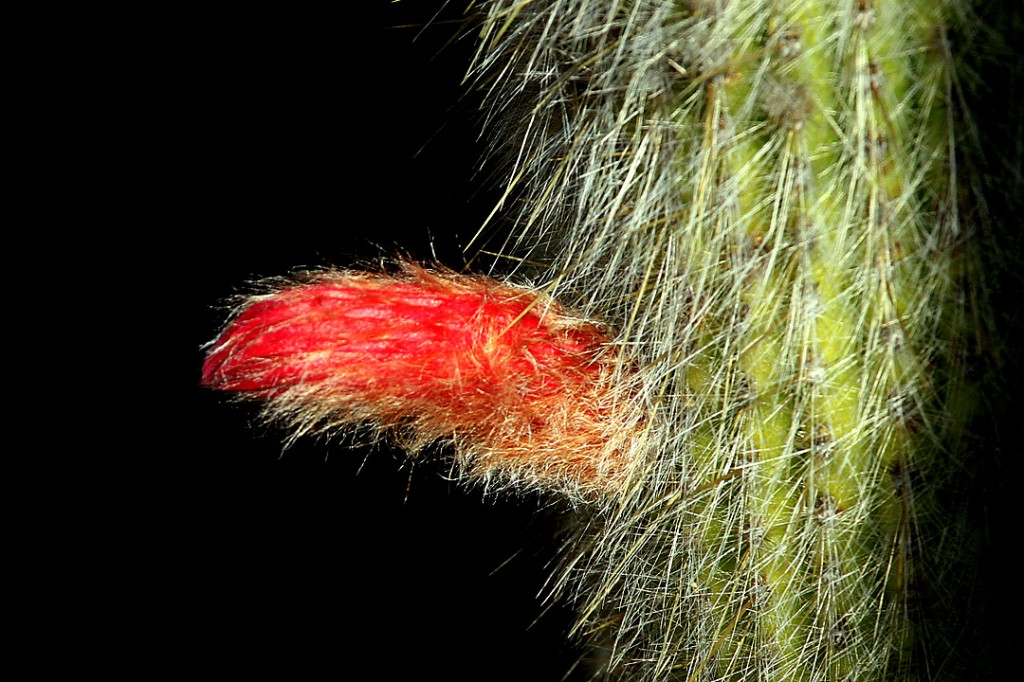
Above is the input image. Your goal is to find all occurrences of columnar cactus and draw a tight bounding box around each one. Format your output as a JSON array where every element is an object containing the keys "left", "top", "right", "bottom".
[
  {"left": 204, "top": 1, "right": 1020, "bottom": 679},
  {"left": 462, "top": 2, "right": 1016, "bottom": 679}
]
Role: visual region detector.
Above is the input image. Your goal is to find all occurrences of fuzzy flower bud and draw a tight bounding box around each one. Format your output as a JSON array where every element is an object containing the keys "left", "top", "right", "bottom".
[{"left": 203, "top": 264, "right": 641, "bottom": 494}]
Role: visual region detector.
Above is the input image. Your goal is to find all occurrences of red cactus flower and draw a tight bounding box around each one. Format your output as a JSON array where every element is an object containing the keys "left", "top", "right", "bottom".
[{"left": 203, "top": 264, "right": 642, "bottom": 494}]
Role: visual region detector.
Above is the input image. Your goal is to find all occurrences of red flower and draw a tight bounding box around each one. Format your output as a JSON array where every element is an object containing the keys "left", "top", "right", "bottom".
[{"left": 203, "top": 265, "right": 641, "bottom": 494}]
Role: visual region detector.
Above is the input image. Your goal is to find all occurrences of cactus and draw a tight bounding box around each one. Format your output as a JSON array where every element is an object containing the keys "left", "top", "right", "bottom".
[{"left": 203, "top": 1, "right": 1020, "bottom": 679}]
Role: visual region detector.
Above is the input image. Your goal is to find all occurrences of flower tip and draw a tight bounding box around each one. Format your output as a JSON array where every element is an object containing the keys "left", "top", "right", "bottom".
[{"left": 199, "top": 346, "right": 225, "bottom": 389}]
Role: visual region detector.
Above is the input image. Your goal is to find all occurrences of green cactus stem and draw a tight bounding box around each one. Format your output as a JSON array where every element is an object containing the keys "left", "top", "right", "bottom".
[{"left": 464, "top": 1, "right": 1019, "bottom": 679}]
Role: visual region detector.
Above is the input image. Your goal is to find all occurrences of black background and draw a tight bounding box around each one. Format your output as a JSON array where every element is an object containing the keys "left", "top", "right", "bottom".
[{"left": 173, "top": 3, "right": 585, "bottom": 680}]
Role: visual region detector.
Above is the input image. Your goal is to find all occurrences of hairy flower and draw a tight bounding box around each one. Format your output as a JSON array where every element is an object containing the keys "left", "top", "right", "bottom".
[{"left": 203, "top": 264, "right": 643, "bottom": 495}]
